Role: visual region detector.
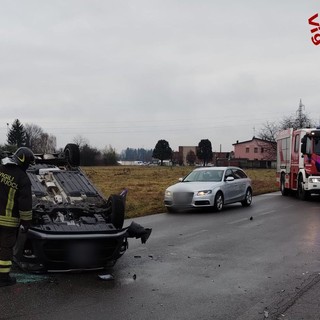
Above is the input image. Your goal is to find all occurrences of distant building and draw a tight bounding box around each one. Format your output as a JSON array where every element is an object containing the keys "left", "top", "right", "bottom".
[
  {"left": 232, "top": 137, "right": 276, "bottom": 168},
  {"left": 178, "top": 146, "right": 198, "bottom": 165},
  {"left": 177, "top": 147, "right": 232, "bottom": 166},
  {"left": 233, "top": 137, "right": 276, "bottom": 160},
  {"left": 175, "top": 138, "right": 276, "bottom": 168}
]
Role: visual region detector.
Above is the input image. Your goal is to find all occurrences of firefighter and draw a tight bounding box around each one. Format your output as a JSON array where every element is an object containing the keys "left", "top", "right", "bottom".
[{"left": 0, "top": 147, "right": 35, "bottom": 287}]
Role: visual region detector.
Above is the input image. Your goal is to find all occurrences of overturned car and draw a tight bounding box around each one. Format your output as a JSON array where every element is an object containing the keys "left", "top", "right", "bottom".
[{"left": 2, "top": 144, "right": 151, "bottom": 273}]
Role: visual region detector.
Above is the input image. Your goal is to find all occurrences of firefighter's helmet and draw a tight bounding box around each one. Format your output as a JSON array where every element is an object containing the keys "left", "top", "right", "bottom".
[{"left": 12, "top": 147, "right": 35, "bottom": 170}]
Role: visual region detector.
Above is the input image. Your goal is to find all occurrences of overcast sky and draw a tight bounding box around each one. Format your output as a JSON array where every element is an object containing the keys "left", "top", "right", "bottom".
[{"left": 1, "top": 1, "right": 320, "bottom": 152}]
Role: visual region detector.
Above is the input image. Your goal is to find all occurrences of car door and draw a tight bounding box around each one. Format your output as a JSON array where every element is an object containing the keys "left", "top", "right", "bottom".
[
  {"left": 223, "top": 169, "right": 238, "bottom": 203},
  {"left": 232, "top": 168, "right": 247, "bottom": 200}
]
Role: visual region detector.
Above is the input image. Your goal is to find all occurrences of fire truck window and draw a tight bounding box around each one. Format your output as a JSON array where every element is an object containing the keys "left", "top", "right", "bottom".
[
  {"left": 314, "top": 138, "right": 320, "bottom": 155},
  {"left": 306, "top": 137, "right": 312, "bottom": 154},
  {"left": 294, "top": 134, "right": 300, "bottom": 152}
]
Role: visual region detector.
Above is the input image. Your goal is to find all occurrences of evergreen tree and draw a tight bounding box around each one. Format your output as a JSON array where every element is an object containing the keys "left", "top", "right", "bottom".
[
  {"left": 7, "top": 119, "right": 26, "bottom": 147},
  {"left": 196, "top": 139, "right": 213, "bottom": 166},
  {"left": 186, "top": 150, "right": 196, "bottom": 166},
  {"left": 152, "top": 140, "right": 172, "bottom": 166}
]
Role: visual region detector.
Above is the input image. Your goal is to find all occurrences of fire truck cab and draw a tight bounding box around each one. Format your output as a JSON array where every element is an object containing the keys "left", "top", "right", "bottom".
[{"left": 276, "top": 127, "right": 320, "bottom": 200}]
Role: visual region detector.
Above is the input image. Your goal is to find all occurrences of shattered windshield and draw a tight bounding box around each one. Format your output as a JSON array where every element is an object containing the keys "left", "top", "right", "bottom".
[{"left": 183, "top": 170, "right": 224, "bottom": 182}]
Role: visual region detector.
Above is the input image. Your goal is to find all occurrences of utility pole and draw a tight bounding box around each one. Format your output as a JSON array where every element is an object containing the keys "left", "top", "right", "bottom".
[{"left": 297, "top": 99, "right": 305, "bottom": 128}]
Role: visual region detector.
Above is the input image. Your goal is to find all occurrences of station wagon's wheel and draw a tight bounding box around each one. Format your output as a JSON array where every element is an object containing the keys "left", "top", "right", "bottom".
[
  {"left": 213, "top": 192, "right": 224, "bottom": 212},
  {"left": 64, "top": 143, "right": 80, "bottom": 167},
  {"left": 107, "top": 195, "right": 125, "bottom": 229},
  {"left": 241, "top": 188, "right": 252, "bottom": 207}
]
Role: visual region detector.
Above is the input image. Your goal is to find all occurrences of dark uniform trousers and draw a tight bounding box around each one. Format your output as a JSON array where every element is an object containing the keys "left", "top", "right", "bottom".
[{"left": 0, "top": 226, "right": 17, "bottom": 275}]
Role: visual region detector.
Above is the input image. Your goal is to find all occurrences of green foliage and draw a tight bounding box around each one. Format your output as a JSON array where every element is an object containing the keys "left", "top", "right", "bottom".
[
  {"left": 7, "top": 119, "right": 26, "bottom": 147},
  {"left": 186, "top": 150, "right": 196, "bottom": 165},
  {"left": 103, "top": 145, "right": 119, "bottom": 166},
  {"left": 196, "top": 139, "right": 213, "bottom": 166},
  {"left": 80, "top": 144, "right": 102, "bottom": 166},
  {"left": 152, "top": 139, "right": 173, "bottom": 165}
]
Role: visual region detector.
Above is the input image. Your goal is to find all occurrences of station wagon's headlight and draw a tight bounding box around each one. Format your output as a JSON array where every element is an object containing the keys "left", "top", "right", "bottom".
[
  {"left": 197, "top": 190, "right": 212, "bottom": 196},
  {"left": 309, "top": 177, "right": 320, "bottom": 183},
  {"left": 165, "top": 190, "right": 172, "bottom": 197}
]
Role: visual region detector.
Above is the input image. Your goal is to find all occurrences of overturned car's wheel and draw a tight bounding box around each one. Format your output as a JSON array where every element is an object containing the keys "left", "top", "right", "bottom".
[
  {"left": 107, "top": 195, "right": 125, "bottom": 229},
  {"left": 64, "top": 143, "right": 80, "bottom": 167}
]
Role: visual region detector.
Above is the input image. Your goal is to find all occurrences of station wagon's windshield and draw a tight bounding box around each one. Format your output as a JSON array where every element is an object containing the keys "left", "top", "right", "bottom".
[{"left": 183, "top": 170, "right": 224, "bottom": 182}]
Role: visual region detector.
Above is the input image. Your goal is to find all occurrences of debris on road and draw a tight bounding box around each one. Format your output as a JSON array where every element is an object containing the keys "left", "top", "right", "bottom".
[{"left": 98, "top": 274, "right": 114, "bottom": 281}]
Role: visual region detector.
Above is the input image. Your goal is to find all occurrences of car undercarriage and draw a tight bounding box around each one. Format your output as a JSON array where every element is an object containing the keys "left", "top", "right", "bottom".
[{"left": 1, "top": 144, "right": 151, "bottom": 273}]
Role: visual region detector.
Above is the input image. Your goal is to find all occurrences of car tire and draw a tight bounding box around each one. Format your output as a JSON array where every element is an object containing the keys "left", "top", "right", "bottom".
[
  {"left": 280, "top": 174, "right": 289, "bottom": 196},
  {"left": 107, "top": 194, "right": 125, "bottom": 229},
  {"left": 213, "top": 192, "right": 224, "bottom": 212},
  {"left": 241, "top": 188, "right": 252, "bottom": 207},
  {"left": 64, "top": 143, "right": 80, "bottom": 167}
]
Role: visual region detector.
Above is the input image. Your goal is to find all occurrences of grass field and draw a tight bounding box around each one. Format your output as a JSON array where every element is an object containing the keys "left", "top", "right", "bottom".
[{"left": 82, "top": 166, "right": 279, "bottom": 219}]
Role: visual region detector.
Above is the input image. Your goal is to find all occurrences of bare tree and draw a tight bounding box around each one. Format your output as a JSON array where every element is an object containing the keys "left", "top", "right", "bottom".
[
  {"left": 258, "top": 100, "right": 316, "bottom": 158},
  {"left": 38, "top": 133, "right": 56, "bottom": 153},
  {"left": 25, "top": 123, "right": 57, "bottom": 153},
  {"left": 73, "top": 135, "right": 89, "bottom": 149},
  {"left": 258, "top": 121, "right": 279, "bottom": 142},
  {"left": 25, "top": 124, "right": 44, "bottom": 151},
  {"left": 279, "top": 99, "right": 315, "bottom": 130}
]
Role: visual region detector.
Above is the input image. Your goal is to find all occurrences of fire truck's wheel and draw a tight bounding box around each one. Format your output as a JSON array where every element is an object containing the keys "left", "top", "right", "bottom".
[
  {"left": 280, "top": 174, "right": 289, "bottom": 196},
  {"left": 213, "top": 192, "right": 224, "bottom": 212},
  {"left": 241, "top": 188, "right": 252, "bottom": 207},
  {"left": 107, "top": 195, "right": 125, "bottom": 229},
  {"left": 297, "top": 176, "right": 310, "bottom": 201}
]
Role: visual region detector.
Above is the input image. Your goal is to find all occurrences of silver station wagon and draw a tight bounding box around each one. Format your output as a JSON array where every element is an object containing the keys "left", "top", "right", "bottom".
[{"left": 164, "top": 166, "right": 253, "bottom": 212}]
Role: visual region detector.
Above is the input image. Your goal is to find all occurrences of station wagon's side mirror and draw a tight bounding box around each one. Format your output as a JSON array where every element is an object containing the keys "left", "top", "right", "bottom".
[
  {"left": 179, "top": 177, "right": 183, "bottom": 182},
  {"left": 226, "top": 176, "right": 235, "bottom": 182}
]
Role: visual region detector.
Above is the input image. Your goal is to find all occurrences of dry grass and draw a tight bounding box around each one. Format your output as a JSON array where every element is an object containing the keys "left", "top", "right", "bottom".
[{"left": 82, "top": 166, "right": 278, "bottom": 219}]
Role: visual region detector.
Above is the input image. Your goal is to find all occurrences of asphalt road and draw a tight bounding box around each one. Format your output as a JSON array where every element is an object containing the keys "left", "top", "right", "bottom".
[{"left": 1, "top": 192, "right": 320, "bottom": 320}]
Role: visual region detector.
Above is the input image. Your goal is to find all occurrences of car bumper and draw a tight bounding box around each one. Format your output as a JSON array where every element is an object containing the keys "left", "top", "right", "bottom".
[
  {"left": 306, "top": 176, "right": 320, "bottom": 193},
  {"left": 13, "top": 222, "right": 151, "bottom": 273},
  {"left": 164, "top": 194, "right": 214, "bottom": 208}
]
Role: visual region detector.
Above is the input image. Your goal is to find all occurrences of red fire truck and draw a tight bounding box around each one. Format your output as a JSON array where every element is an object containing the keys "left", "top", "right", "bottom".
[{"left": 276, "top": 127, "right": 320, "bottom": 199}]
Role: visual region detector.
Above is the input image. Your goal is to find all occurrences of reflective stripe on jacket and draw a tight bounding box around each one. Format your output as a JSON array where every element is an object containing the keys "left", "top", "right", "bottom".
[{"left": 0, "top": 163, "right": 32, "bottom": 228}]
